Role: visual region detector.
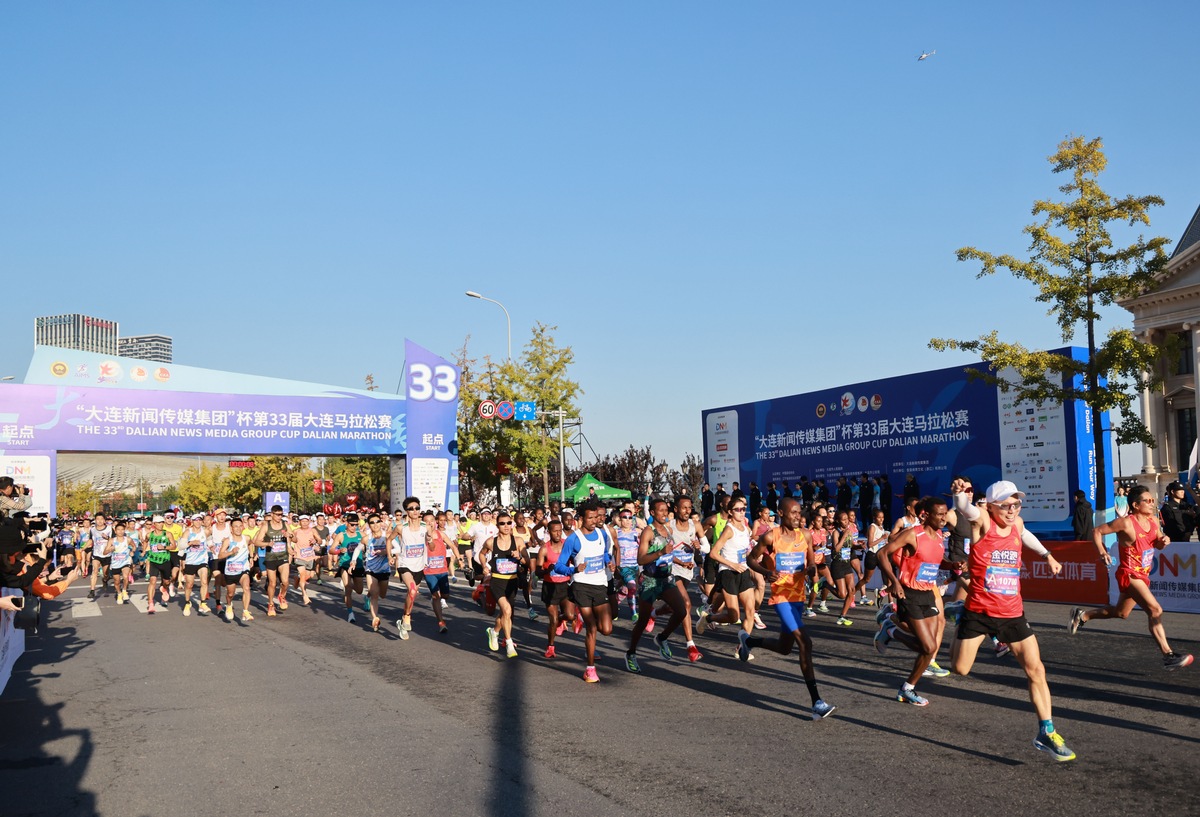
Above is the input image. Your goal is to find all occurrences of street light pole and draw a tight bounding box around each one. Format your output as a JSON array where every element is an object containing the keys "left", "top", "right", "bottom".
[{"left": 464, "top": 291, "right": 512, "bottom": 361}]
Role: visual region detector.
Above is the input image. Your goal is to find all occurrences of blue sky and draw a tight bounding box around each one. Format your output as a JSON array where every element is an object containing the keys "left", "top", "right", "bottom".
[{"left": 2, "top": 2, "right": 1196, "bottom": 471}]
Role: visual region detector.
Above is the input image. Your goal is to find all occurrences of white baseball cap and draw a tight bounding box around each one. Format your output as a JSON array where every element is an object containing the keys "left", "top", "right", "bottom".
[{"left": 985, "top": 480, "right": 1026, "bottom": 504}]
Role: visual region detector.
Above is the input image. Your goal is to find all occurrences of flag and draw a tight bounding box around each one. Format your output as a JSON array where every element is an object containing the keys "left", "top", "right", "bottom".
[
  {"left": 1188, "top": 439, "right": 1198, "bottom": 489},
  {"left": 313, "top": 479, "right": 333, "bottom": 495}
]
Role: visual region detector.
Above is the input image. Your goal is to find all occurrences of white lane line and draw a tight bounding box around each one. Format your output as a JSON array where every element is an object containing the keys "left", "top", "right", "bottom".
[{"left": 72, "top": 599, "right": 103, "bottom": 618}]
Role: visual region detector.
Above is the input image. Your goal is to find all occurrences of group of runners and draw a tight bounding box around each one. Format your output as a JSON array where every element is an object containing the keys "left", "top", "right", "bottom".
[{"left": 49, "top": 477, "right": 1194, "bottom": 763}]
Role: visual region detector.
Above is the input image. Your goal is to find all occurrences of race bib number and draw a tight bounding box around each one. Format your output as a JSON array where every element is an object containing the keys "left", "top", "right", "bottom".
[
  {"left": 427, "top": 555, "right": 446, "bottom": 571},
  {"left": 405, "top": 544, "right": 424, "bottom": 559},
  {"left": 226, "top": 559, "right": 247, "bottom": 574},
  {"left": 984, "top": 566, "right": 1020, "bottom": 596},
  {"left": 916, "top": 562, "right": 941, "bottom": 583},
  {"left": 496, "top": 558, "right": 518, "bottom": 575},
  {"left": 581, "top": 554, "right": 604, "bottom": 574},
  {"left": 839, "top": 547, "right": 851, "bottom": 561},
  {"left": 1140, "top": 548, "right": 1155, "bottom": 570},
  {"left": 675, "top": 547, "right": 695, "bottom": 565},
  {"left": 734, "top": 548, "right": 748, "bottom": 566},
  {"left": 299, "top": 546, "right": 315, "bottom": 560},
  {"left": 270, "top": 541, "right": 287, "bottom": 554},
  {"left": 963, "top": 538, "right": 971, "bottom": 555},
  {"left": 776, "top": 551, "right": 805, "bottom": 573}
]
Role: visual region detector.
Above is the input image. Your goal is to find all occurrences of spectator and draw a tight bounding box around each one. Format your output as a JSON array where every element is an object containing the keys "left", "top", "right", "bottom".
[
  {"left": 835, "top": 477, "right": 852, "bottom": 512},
  {"left": 902, "top": 474, "right": 921, "bottom": 503},
  {"left": 748, "top": 482, "right": 761, "bottom": 518},
  {"left": 816, "top": 478, "right": 830, "bottom": 505},
  {"left": 1160, "top": 482, "right": 1195, "bottom": 542},
  {"left": 1071, "top": 490, "right": 1094, "bottom": 541},
  {"left": 878, "top": 474, "right": 894, "bottom": 525},
  {"left": 714, "top": 483, "right": 728, "bottom": 511},
  {"left": 765, "top": 482, "right": 778, "bottom": 514},
  {"left": 700, "top": 483, "right": 714, "bottom": 518}
]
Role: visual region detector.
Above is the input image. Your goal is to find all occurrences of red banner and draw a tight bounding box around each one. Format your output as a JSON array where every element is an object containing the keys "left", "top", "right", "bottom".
[
  {"left": 313, "top": 479, "right": 333, "bottom": 495},
  {"left": 1020, "top": 540, "right": 1109, "bottom": 606}
]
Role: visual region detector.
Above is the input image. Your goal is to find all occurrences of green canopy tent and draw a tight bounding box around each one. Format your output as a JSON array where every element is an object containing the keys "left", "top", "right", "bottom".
[{"left": 549, "top": 473, "right": 632, "bottom": 504}]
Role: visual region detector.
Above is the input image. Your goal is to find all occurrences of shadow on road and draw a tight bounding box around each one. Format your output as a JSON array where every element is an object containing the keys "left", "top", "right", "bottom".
[
  {"left": 489, "top": 650, "right": 529, "bottom": 817},
  {"left": 0, "top": 621, "right": 99, "bottom": 817}
]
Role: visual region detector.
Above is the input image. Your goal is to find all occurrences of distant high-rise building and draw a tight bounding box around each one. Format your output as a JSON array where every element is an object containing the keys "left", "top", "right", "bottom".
[
  {"left": 34, "top": 313, "right": 119, "bottom": 355},
  {"left": 118, "top": 334, "right": 173, "bottom": 363}
]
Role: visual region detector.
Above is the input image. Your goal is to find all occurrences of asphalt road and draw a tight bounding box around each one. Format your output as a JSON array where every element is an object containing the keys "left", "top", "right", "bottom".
[{"left": 2, "top": 576, "right": 1197, "bottom": 817}]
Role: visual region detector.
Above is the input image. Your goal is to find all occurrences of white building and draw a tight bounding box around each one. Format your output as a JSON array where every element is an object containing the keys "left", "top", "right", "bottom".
[
  {"left": 118, "top": 334, "right": 173, "bottom": 363},
  {"left": 33, "top": 313, "right": 119, "bottom": 355},
  {"left": 1120, "top": 203, "right": 1200, "bottom": 493}
]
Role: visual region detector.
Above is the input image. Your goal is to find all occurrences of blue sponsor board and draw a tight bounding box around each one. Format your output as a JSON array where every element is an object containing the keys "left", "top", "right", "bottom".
[{"left": 701, "top": 347, "right": 1108, "bottom": 535}]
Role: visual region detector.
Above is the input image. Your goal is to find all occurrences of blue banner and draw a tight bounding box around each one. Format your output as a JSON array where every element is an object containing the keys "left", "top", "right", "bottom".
[{"left": 702, "top": 348, "right": 1106, "bottom": 534}]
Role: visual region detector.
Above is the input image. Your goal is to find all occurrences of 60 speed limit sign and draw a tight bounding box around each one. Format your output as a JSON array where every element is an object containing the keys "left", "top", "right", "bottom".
[{"left": 478, "top": 400, "right": 497, "bottom": 419}]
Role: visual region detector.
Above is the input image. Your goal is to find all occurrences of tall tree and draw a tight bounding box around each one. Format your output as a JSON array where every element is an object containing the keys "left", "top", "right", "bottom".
[
  {"left": 930, "top": 136, "right": 1170, "bottom": 510},
  {"left": 57, "top": 480, "right": 104, "bottom": 517},
  {"left": 177, "top": 463, "right": 228, "bottom": 510}
]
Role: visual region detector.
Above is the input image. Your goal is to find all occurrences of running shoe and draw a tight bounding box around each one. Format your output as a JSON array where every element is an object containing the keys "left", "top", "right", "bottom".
[
  {"left": 583, "top": 666, "right": 600, "bottom": 683},
  {"left": 804, "top": 608, "right": 817, "bottom": 618},
  {"left": 644, "top": 616, "right": 655, "bottom": 635},
  {"left": 1068, "top": 607, "right": 1085, "bottom": 635},
  {"left": 631, "top": 610, "right": 639, "bottom": 624},
  {"left": 397, "top": 620, "right": 410, "bottom": 640},
  {"left": 168, "top": 585, "right": 176, "bottom": 598},
  {"left": 625, "top": 652, "right": 641, "bottom": 673},
  {"left": 87, "top": 589, "right": 95, "bottom": 600},
  {"left": 655, "top": 634, "right": 673, "bottom": 661},
  {"left": 183, "top": 602, "right": 191, "bottom": 617},
  {"left": 242, "top": 611, "right": 254, "bottom": 621},
  {"left": 486, "top": 627, "right": 499, "bottom": 652},
  {"left": 372, "top": 616, "right": 381, "bottom": 632},
  {"left": 873, "top": 628, "right": 890, "bottom": 654},
  {"left": 697, "top": 603, "right": 711, "bottom": 620},
  {"left": 753, "top": 613, "right": 766, "bottom": 630},
  {"left": 836, "top": 617, "right": 852, "bottom": 627},
  {"left": 267, "top": 607, "right": 277, "bottom": 617},
  {"left": 506, "top": 641, "right": 518, "bottom": 659},
  {"left": 556, "top": 621, "right": 567, "bottom": 637},
  {"left": 695, "top": 611, "right": 709, "bottom": 634},
  {"left": 736, "top": 630, "right": 752, "bottom": 662},
  {"left": 438, "top": 623, "right": 448, "bottom": 634},
  {"left": 687, "top": 644, "right": 703, "bottom": 663},
  {"left": 816, "top": 601, "right": 829, "bottom": 613},
  {"left": 363, "top": 598, "right": 371, "bottom": 612},
  {"left": 860, "top": 596, "right": 875, "bottom": 607},
  {"left": 147, "top": 603, "right": 156, "bottom": 615},
  {"left": 875, "top": 607, "right": 893, "bottom": 625},
  {"left": 994, "top": 640, "right": 1011, "bottom": 659},
  {"left": 347, "top": 610, "right": 356, "bottom": 623},
  {"left": 572, "top": 616, "right": 584, "bottom": 635},
  {"left": 528, "top": 607, "right": 538, "bottom": 621},
  {"left": 1033, "top": 730, "right": 1076, "bottom": 762},
  {"left": 402, "top": 615, "right": 412, "bottom": 631},
  {"left": 923, "top": 661, "right": 950, "bottom": 678},
  {"left": 225, "top": 607, "right": 234, "bottom": 622},
  {"left": 197, "top": 603, "right": 207, "bottom": 615},
  {"left": 896, "top": 686, "right": 929, "bottom": 706},
  {"left": 544, "top": 645, "right": 556, "bottom": 659},
  {"left": 1164, "top": 652, "right": 1194, "bottom": 671},
  {"left": 160, "top": 587, "right": 169, "bottom": 603},
  {"left": 278, "top": 598, "right": 288, "bottom": 611},
  {"left": 811, "top": 700, "right": 837, "bottom": 720}
]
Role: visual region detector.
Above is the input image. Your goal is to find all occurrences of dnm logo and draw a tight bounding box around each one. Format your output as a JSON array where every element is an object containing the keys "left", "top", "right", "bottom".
[{"left": 714, "top": 422, "right": 728, "bottom": 432}]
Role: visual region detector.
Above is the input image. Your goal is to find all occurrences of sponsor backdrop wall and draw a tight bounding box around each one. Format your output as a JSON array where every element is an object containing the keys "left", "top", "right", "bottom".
[{"left": 702, "top": 348, "right": 1108, "bottom": 535}]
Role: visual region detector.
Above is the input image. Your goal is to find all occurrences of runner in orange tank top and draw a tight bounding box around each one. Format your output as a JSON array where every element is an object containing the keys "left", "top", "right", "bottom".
[
  {"left": 949, "top": 480, "right": 1076, "bottom": 762},
  {"left": 1068, "top": 484, "right": 1193, "bottom": 672}
]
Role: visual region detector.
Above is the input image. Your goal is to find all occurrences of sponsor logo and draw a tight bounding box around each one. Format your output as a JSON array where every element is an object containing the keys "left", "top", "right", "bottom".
[
  {"left": 840, "top": 392, "right": 855, "bottom": 415},
  {"left": 75, "top": 364, "right": 89, "bottom": 378},
  {"left": 99, "top": 361, "right": 122, "bottom": 381},
  {"left": 50, "top": 361, "right": 68, "bottom": 378},
  {"left": 130, "top": 366, "right": 147, "bottom": 382},
  {"left": 871, "top": 394, "right": 883, "bottom": 411},
  {"left": 857, "top": 395, "right": 869, "bottom": 412},
  {"left": 815, "top": 403, "right": 826, "bottom": 419},
  {"left": 154, "top": 367, "right": 171, "bottom": 383},
  {"left": 716, "top": 444, "right": 728, "bottom": 452}
]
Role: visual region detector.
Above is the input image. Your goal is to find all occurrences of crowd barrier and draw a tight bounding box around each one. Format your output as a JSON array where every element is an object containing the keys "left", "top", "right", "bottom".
[{"left": 1023, "top": 540, "right": 1200, "bottom": 614}]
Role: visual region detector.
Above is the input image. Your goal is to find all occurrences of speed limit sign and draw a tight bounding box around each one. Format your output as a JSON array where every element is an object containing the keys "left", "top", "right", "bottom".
[{"left": 478, "top": 400, "right": 497, "bottom": 419}]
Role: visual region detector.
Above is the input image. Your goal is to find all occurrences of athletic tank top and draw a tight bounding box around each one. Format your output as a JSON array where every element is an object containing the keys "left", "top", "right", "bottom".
[
  {"left": 568, "top": 529, "right": 610, "bottom": 586},
  {"left": 1119, "top": 516, "right": 1158, "bottom": 577},
  {"left": 542, "top": 539, "right": 569, "bottom": 583},
  {"left": 966, "top": 522, "right": 1023, "bottom": 618},
  {"left": 770, "top": 530, "right": 808, "bottom": 604},
  {"left": 263, "top": 523, "right": 289, "bottom": 558},
  {"left": 183, "top": 530, "right": 210, "bottom": 566},
  {"left": 643, "top": 525, "right": 672, "bottom": 579},
  {"left": 948, "top": 507, "right": 972, "bottom": 555},
  {"left": 146, "top": 530, "right": 171, "bottom": 563},
  {"left": 209, "top": 522, "right": 233, "bottom": 557},
  {"left": 293, "top": 528, "right": 319, "bottom": 560},
  {"left": 899, "top": 528, "right": 945, "bottom": 591},
  {"left": 110, "top": 536, "right": 133, "bottom": 568},
  {"left": 364, "top": 535, "right": 389, "bottom": 573},
  {"left": 425, "top": 532, "right": 449, "bottom": 575},
  {"left": 811, "top": 527, "right": 829, "bottom": 564},
  {"left": 670, "top": 519, "right": 699, "bottom": 574},
  {"left": 718, "top": 523, "right": 751, "bottom": 573},
  {"left": 224, "top": 536, "right": 251, "bottom": 575},
  {"left": 490, "top": 538, "right": 520, "bottom": 579},
  {"left": 396, "top": 525, "right": 428, "bottom": 572},
  {"left": 339, "top": 529, "right": 364, "bottom": 565},
  {"left": 616, "top": 529, "right": 639, "bottom": 568}
]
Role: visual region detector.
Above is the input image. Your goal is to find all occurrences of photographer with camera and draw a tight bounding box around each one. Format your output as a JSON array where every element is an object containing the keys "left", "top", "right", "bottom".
[{"left": 0, "top": 477, "right": 33, "bottom": 518}]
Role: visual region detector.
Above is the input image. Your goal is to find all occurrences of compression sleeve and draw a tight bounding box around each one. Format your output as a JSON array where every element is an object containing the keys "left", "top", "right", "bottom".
[
  {"left": 953, "top": 492, "right": 980, "bottom": 521},
  {"left": 553, "top": 536, "right": 580, "bottom": 577},
  {"left": 1020, "top": 528, "right": 1049, "bottom": 557}
]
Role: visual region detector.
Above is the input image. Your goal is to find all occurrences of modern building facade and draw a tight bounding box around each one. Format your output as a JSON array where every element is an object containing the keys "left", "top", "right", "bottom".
[
  {"left": 1120, "top": 202, "right": 1200, "bottom": 494},
  {"left": 118, "top": 334, "right": 173, "bottom": 363},
  {"left": 33, "top": 313, "right": 119, "bottom": 355}
]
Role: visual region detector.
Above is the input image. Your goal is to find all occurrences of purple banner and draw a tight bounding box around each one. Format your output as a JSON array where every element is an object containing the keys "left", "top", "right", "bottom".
[
  {"left": 0, "top": 384, "right": 406, "bottom": 456},
  {"left": 404, "top": 339, "right": 460, "bottom": 511}
]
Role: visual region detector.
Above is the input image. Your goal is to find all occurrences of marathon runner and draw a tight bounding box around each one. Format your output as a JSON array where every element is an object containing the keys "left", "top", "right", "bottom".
[
  {"left": 253, "top": 505, "right": 292, "bottom": 617},
  {"left": 350, "top": 513, "right": 394, "bottom": 632},
  {"left": 87, "top": 513, "right": 113, "bottom": 599},
  {"left": 143, "top": 514, "right": 177, "bottom": 615},
  {"left": 422, "top": 510, "right": 458, "bottom": 634},
  {"left": 108, "top": 520, "right": 136, "bottom": 605},
  {"left": 553, "top": 499, "right": 614, "bottom": 682},
  {"left": 217, "top": 518, "right": 254, "bottom": 621},
  {"left": 333, "top": 513, "right": 366, "bottom": 623},
  {"left": 391, "top": 497, "right": 428, "bottom": 639},
  {"left": 179, "top": 514, "right": 212, "bottom": 616},
  {"left": 480, "top": 511, "right": 531, "bottom": 658},
  {"left": 537, "top": 519, "right": 576, "bottom": 659},
  {"left": 1069, "top": 484, "right": 1194, "bottom": 671}
]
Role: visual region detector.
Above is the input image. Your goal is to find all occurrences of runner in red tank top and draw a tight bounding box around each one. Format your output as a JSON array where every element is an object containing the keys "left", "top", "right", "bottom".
[
  {"left": 1068, "top": 484, "right": 1194, "bottom": 672},
  {"left": 949, "top": 480, "right": 1076, "bottom": 762},
  {"left": 875, "top": 497, "right": 961, "bottom": 706}
]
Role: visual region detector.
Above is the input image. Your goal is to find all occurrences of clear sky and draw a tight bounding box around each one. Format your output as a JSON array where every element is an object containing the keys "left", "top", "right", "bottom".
[{"left": 2, "top": 2, "right": 1196, "bottom": 473}]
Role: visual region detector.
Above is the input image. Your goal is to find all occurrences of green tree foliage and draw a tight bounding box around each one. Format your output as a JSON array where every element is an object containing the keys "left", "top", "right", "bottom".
[
  {"left": 177, "top": 463, "right": 228, "bottom": 510},
  {"left": 57, "top": 480, "right": 104, "bottom": 517},
  {"left": 930, "top": 136, "right": 1170, "bottom": 505},
  {"left": 456, "top": 325, "right": 582, "bottom": 504},
  {"left": 224, "top": 456, "right": 318, "bottom": 513}
]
